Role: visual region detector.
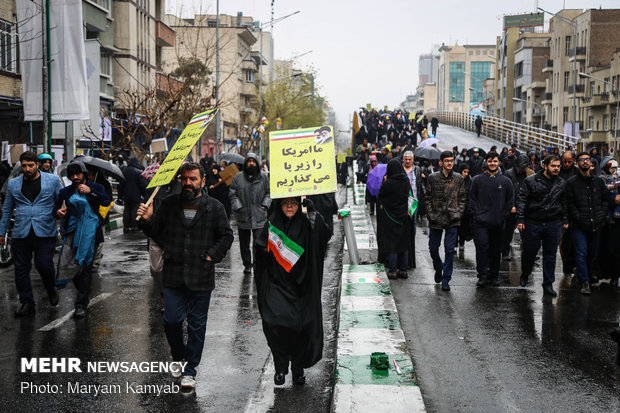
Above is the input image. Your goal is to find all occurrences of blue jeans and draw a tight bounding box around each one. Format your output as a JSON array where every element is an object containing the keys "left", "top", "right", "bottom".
[
  {"left": 12, "top": 232, "right": 57, "bottom": 305},
  {"left": 473, "top": 224, "right": 503, "bottom": 280},
  {"left": 163, "top": 286, "right": 212, "bottom": 377},
  {"left": 428, "top": 227, "right": 458, "bottom": 281},
  {"left": 388, "top": 251, "right": 408, "bottom": 273},
  {"left": 572, "top": 228, "right": 600, "bottom": 283},
  {"left": 521, "top": 221, "right": 562, "bottom": 287}
]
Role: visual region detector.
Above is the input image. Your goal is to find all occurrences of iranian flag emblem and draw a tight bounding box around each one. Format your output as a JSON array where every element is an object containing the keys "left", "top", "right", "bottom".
[{"left": 268, "top": 222, "right": 304, "bottom": 272}]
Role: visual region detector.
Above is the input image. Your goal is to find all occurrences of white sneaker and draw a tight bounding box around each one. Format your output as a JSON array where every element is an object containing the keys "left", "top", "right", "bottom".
[
  {"left": 170, "top": 363, "right": 183, "bottom": 379},
  {"left": 181, "top": 376, "right": 195, "bottom": 389}
]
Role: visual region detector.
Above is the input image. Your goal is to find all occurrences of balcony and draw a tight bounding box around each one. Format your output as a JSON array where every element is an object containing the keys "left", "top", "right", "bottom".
[
  {"left": 567, "top": 84, "right": 585, "bottom": 97},
  {"left": 155, "top": 20, "right": 175, "bottom": 47},
  {"left": 542, "top": 59, "right": 553, "bottom": 73},
  {"left": 531, "top": 80, "right": 546, "bottom": 89},
  {"left": 582, "top": 93, "right": 609, "bottom": 107},
  {"left": 568, "top": 46, "right": 586, "bottom": 62},
  {"left": 542, "top": 92, "right": 553, "bottom": 105},
  {"left": 579, "top": 130, "right": 608, "bottom": 142}
]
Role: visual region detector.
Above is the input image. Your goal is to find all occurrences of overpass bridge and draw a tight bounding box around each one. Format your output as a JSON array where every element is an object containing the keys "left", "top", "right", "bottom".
[{"left": 429, "top": 111, "right": 581, "bottom": 154}]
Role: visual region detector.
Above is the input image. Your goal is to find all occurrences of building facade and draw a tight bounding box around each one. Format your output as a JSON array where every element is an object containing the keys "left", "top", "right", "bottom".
[
  {"left": 437, "top": 44, "right": 495, "bottom": 113},
  {"left": 162, "top": 12, "right": 265, "bottom": 156}
]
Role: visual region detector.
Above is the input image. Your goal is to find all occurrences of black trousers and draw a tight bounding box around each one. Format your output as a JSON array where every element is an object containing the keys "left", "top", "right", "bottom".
[
  {"left": 238, "top": 228, "right": 261, "bottom": 268},
  {"left": 13, "top": 232, "right": 56, "bottom": 305},
  {"left": 473, "top": 224, "right": 503, "bottom": 280},
  {"left": 123, "top": 201, "right": 140, "bottom": 229}
]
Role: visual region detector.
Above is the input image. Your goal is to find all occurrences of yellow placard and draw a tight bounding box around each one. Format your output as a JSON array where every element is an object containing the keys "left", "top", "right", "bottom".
[
  {"left": 366, "top": 103, "right": 371, "bottom": 111},
  {"left": 269, "top": 125, "right": 336, "bottom": 199},
  {"left": 147, "top": 109, "right": 218, "bottom": 188},
  {"left": 337, "top": 152, "right": 346, "bottom": 163},
  {"left": 408, "top": 112, "right": 416, "bottom": 120}
]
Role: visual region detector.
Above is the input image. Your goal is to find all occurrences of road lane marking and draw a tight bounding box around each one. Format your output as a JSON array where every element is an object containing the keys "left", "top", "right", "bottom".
[{"left": 38, "top": 293, "right": 114, "bottom": 331}]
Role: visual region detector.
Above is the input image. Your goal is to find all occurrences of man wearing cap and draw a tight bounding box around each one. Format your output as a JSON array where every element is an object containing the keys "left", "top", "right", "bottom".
[
  {"left": 469, "top": 149, "right": 485, "bottom": 177},
  {"left": 54, "top": 161, "right": 111, "bottom": 317},
  {"left": 0, "top": 151, "right": 63, "bottom": 316}
]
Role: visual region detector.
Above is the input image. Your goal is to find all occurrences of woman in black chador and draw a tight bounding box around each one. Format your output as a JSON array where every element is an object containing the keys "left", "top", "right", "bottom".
[
  {"left": 377, "top": 159, "right": 411, "bottom": 279},
  {"left": 254, "top": 196, "right": 330, "bottom": 386}
]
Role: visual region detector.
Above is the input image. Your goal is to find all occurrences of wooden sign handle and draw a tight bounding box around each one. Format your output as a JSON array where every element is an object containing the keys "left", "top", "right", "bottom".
[{"left": 136, "top": 186, "right": 161, "bottom": 221}]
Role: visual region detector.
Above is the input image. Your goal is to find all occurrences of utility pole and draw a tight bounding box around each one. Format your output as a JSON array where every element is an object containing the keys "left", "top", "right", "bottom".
[
  {"left": 214, "top": 0, "right": 220, "bottom": 161},
  {"left": 41, "top": 0, "right": 49, "bottom": 153}
]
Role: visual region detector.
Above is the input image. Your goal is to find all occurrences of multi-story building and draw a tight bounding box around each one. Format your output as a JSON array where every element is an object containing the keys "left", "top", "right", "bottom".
[
  {"left": 163, "top": 12, "right": 265, "bottom": 156},
  {"left": 437, "top": 44, "right": 495, "bottom": 113},
  {"left": 0, "top": 0, "right": 22, "bottom": 144},
  {"left": 512, "top": 33, "right": 550, "bottom": 128},
  {"left": 564, "top": 8, "right": 620, "bottom": 153}
]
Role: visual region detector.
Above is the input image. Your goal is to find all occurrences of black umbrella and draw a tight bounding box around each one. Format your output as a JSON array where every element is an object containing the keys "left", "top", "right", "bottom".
[
  {"left": 76, "top": 156, "right": 124, "bottom": 181},
  {"left": 413, "top": 146, "right": 441, "bottom": 160},
  {"left": 219, "top": 152, "right": 245, "bottom": 165}
]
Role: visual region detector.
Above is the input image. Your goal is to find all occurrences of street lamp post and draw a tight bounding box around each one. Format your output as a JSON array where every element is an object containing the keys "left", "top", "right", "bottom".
[
  {"left": 513, "top": 97, "right": 544, "bottom": 130},
  {"left": 579, "top": 72, "right": 619, "bottom": 156},
  {"left": 538, "top": 7, "right": 578, "bottom": 140}
]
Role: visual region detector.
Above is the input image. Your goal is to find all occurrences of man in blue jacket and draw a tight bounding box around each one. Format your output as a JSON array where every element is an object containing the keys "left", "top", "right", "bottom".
[
  {"left": 469, "top": 151, "right": 514, "bottom": 287},
  {"left": 0, "top": 151, "right": 62, "bottom": 316},
  {"left": 54, "top": 161, "right": 111, "bottom": 317}
]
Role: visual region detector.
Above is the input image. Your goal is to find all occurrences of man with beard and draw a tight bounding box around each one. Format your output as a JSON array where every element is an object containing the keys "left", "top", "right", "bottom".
[
  {"left": 502, "top": 155, "right": 534, "bottom": 261},
  {"left": 230, "top": 153, "right": 271, "bottom": 275},
  {"left": 565, "top": 152, "right": 610, "bottom": 295},
  {"left": 516, "top": 156, "right": 568, "bottom": 296},
  {"left": 469, "top": 152, "right": 514, "bottom": 287},
  {"left": 469, "top": 148, "right": 485, "bottom": 177},
  {"left": 138, "top": 162, "right": 233, "bottom": 389},
  {"left": 54, "top": 161, "right": 111, "bottom": 317},
  {"left": 424, "top": 151, "right": 467, "bottom": 291},
  {"left": 0, "top": 151, "right": 62, "bottom": 316},
  {"left": 558, "top": 150, "right": 578, "bottom": 275}
]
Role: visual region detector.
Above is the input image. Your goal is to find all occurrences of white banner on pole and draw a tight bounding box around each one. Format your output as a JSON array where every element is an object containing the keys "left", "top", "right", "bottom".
[{"left": 17, "top": 0, "right": 89, "bottom": 121}]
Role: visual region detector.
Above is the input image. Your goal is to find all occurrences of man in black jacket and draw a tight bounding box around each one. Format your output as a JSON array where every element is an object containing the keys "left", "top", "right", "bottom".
[
  {"left": 138, "top": 162, "right": 234, "bottom": 389},
  {"left": 119, "top": 157, "right": 147, "bottom": 232},
  {"left": 502, "top": 155, "right": 533, "bottom": 261},
  {"left": 469, "top": 151, "right": 514, "bottom": 287},
  {"left": 516, "top": 156, "right": 567, "bottom": 296},
  {"left": 565, "top": 152, "right": 610, "bottom": 295},
  {"left": 558, "top": 150, "right": 578, "bottom": 275}
]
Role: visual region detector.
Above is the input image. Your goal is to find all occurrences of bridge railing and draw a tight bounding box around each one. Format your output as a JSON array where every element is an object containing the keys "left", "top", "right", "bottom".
[{"left": 428, "top": 111, "right": 580, "bottom": 154}]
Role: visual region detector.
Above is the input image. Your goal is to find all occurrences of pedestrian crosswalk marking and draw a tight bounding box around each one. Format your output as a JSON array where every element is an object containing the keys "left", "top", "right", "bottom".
[{"left": 38, "top": 293, "right": 114, "bottom": 332}]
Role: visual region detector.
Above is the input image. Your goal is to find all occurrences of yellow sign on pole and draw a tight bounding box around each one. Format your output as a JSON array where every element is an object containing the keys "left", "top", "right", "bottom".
[
  {"left": 147, "top": 109, "right": 218, "bottom": 189},
  {"left": 269, "top": 125, "right": 336, "bottom": 199}
]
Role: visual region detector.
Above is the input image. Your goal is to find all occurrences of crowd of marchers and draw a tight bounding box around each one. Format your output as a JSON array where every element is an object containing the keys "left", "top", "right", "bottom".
[{"left": 353, "top": 108, "right": 620, "bottom": 296}]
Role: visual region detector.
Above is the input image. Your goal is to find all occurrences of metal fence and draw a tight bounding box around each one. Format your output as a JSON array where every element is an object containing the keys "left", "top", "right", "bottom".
[{"left": 428, "top": 111, "right": 580, "bottom": 154}]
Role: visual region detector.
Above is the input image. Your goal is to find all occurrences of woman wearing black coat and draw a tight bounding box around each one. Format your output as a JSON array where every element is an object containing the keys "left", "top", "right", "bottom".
[
  {"left": 377, "top": 159, "right": 411, "bottom": 279},
  {"left": 254, "top": 197, "right": 330, "bottom": 386}
]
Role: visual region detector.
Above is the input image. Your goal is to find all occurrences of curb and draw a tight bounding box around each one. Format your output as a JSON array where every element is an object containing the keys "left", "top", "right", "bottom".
[
  {"left": 331, "top": 178, "right": 426, "bottom": 412},
  {"left": 104, "top": 214, "right": 123, "bottom": 232}
]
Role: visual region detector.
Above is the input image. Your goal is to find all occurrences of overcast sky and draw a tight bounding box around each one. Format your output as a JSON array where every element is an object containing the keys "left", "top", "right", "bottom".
[{"left": 167, "top": 0, "right": 619, "bottom": 128}]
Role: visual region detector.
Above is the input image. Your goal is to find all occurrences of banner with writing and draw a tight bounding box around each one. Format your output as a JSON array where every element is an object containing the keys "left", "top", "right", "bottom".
[
  {"left": 147, "top": 109, "right": 218, "bottom": 188},
  {"left": 269, "top": 125, "right": 337, "bottom": 198}
]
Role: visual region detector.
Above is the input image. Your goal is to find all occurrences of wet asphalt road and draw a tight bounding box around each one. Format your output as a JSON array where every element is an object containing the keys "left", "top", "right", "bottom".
[
  {"left": 389, "top": 125, "right": 620, "bottom": 412},
  {"left": 0, "top": 185, "right": 346, "bottom": 412}
]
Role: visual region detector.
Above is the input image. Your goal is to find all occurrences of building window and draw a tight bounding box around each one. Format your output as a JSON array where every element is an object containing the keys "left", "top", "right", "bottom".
[
  {"left": 514, "top": 62, "right": 523, "bottom": 78},
  {"left": 588, "top": 115, "right": 594, "bottom": 129},
  {"left": 469, "top": 61, "right": 491, "bottom": 105},
  {"left": 565, "top": 35, "right": 571, "bottom": 56},
  {"left": 100, "top": 51, "right": 112, "bottom": 77},
  {"left": 563, "top": 107, "right": 569, "bottom": 124},
  {"left": 0, "top": 18, "right": 17, "bottom": 73},
  {"left": 244, "top": 69, "right": 254, "bottom": 83},
  {"left": 563, "top": 72, "right": 570, "bottom": 91},
  {"left": 604, "top": 114, "right": 609, "bottom": 130},
  {"left": 449, "top": 62, "right": 465, "bottom": 102}
]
